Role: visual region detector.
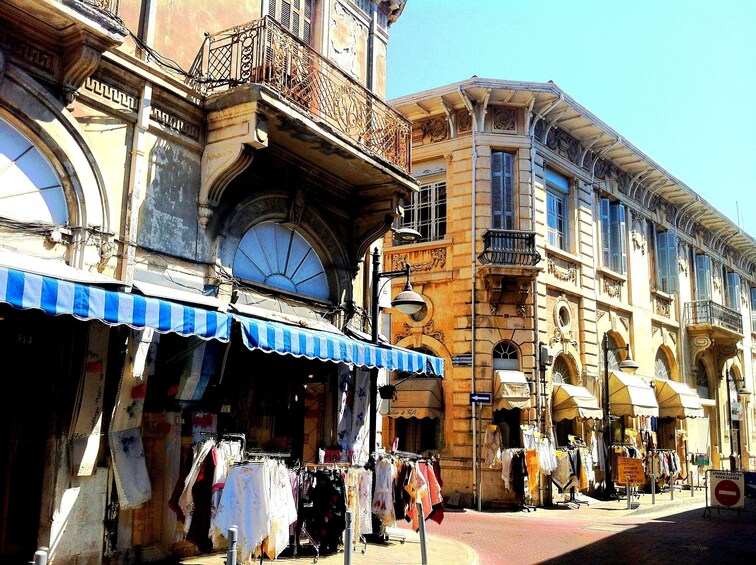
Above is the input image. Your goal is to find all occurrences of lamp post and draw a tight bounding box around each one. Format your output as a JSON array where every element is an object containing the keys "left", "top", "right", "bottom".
[
  {"left": 368, "top": 247, "right": 426, "bottom": 462},
  {"left": 725, "top": 371, "right": 752, "bottom": 471},
  {"left": 602, "top": 333, "right": 639, "bottom": 499}
]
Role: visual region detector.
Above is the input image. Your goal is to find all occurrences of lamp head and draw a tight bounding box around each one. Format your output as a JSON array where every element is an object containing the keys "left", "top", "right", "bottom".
[
  {"left": 618, "top": 345, "right": 639, "bottom": 373},
  {"left": 738, "top": 386, "right": 752, "bottom": 398},
  {"left": 391, "top": 226, "right": 422, "bottom": 243},
  {"left": 391, "top": 281, "right": 425, "bottom": 314}
]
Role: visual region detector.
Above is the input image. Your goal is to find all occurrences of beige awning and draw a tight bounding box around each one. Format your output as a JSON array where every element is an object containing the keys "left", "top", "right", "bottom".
[
  {"left": 552, "top": 383, "right": 603, "bottom": 421},
  {"left": 654, "top": 379, "right": 704, "bottom": 419},
  {"left": 494, "top": 370, "right": 532, "bottom": 411},
  {"left": 609, "top": 371, "right": 659, "bottom": 418},
  {"left": 387, "top": 378, "right": 444, "bottom": 419}
]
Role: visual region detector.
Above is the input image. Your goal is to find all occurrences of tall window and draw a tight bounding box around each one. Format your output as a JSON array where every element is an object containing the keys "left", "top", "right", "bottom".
[
  {"left": 401, "top": 179, "right": 446, "bottom": 243},
  {"left": 725, "top": 270, "right": 741, "bottom": 311},
  {"left": 599, "top": 197, "right": 627, "bottom": 274},
  {"left": 696, "top": 359, "right": 710, "bottom": 399},
  {"left": 491, "top": 151, "right": 515, "bottom": 230},
  {"left": 751, "top": 287, "right": 756, "bottom": 333},
  {"left": 545, "top": 168, "right": 569, "bottom": 250},
  {"left": 653, "top": 227, "right": 679, "bottom": 293},
  {"left": 268, "top": 0, "right": 313, "bottom": 43},
  {"left": 694, "top": 253, "right": 712, "bottom": 300},
  {"left": 654, "top": 349, "right": 671, "bottom": 380}
]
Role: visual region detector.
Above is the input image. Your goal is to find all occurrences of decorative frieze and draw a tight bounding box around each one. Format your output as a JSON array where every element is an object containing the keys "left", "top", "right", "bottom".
[
  {"left": 602, "top": 275, "right": 623, "bottom": 299},
  {"left": 390, "top": 247, "right": 446, "bottom": 272},
  {"left": 151, "top": 106, "right": 201, "bottom": 142},
  {"left": 83, "top": 75, "right": 138, "bottom": 112},
  {"left": 457, "top": 109, "right": 472, "bottom": 133},
  {"left": 415, "top": 117, "right": 449, "bottom": 143},
  {"left": 547, "top": 255, "right": 578, "bottom": 284},
  {"left": 0, "top": 31, "right": 56, "bottom": 77}
]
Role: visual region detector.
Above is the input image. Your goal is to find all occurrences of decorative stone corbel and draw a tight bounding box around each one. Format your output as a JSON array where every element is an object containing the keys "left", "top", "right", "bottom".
[
  {"left": 61, "top": 30, "right": 110, "bottom": 105},
  {"left": 199, "top": 112, "right": 269, "bottom": 228}
]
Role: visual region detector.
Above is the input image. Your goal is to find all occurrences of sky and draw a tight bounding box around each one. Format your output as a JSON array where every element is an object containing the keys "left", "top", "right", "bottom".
[{"left": 386, "top": 0, "right": 756, "bottom": 239}]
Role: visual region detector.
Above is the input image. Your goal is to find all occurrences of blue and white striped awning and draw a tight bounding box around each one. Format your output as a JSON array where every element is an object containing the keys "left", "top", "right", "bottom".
[
  {"left": 0, "top": 265, "right": 231, "bottom": 341},
  {"left": 236, "top": 315, "right": 444, "bottom": 375}
]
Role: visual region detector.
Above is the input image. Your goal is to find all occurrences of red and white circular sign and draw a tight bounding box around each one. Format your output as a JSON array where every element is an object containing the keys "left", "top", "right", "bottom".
[{"left": 714, "top": 479, "right": 741, "bottom": 507}]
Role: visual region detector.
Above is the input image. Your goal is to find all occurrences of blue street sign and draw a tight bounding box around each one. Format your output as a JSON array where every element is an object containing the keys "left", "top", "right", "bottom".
[{"left": 469, "top": 392, "right": 492, "bottom": 404}]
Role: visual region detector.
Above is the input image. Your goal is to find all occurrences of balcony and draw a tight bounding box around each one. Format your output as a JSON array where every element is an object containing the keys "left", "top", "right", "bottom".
[
  {"left": 192, "top": 16, "right": 411, "bottom": 174},
  {"left": 478, "top": 230, "right": 541, "bottom": 268},
  {"left": 477, "top": 230, "right": 541, "bottom": 310},
  {"left": 685, "top": 300, "right": 743, "bottom": 335}
]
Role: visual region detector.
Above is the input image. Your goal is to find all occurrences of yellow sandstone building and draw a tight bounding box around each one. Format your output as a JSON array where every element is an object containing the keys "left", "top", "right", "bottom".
[{"left": 384, "top": 78, "right": 756, "bottom": 507}]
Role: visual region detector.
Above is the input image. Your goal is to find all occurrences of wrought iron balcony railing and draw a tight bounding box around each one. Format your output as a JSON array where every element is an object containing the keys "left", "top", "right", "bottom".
[
  {"left": 191, "top": 16, "right": 411, "bottom": 173},
  {"left": 684, "top": 300, "right": 743, "bottom": 334},
  {"left": 478, "top": 230, "right": 541, "bottom": 267}
]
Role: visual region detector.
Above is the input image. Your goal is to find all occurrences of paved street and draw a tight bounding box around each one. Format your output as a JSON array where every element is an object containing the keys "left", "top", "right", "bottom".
[{"left": 181, "top": 489, "right": 756, "bottom": 565}]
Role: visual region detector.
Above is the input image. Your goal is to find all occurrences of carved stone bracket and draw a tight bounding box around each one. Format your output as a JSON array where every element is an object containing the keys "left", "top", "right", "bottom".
[
  {"left": 199, "top": 111, "right": 269, "bottom": 227},
  {"left": 654, "top": 294, "right": 671, "bottom": 318},
  {"left": 61, "top": 30, "right": 112, "bottom": 104}
]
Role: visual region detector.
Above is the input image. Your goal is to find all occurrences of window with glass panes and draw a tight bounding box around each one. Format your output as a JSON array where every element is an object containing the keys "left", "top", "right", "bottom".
[
  {"left": 696, "top": 359, "right": 710, "bottom": 398},
  {"left": 599, "top": 197, "right": 627, "bottom": 274},
  {"left": 545, "top": 168, "right": 569, "bottom": 250},
  {"left": 401, "top": 179, "right": 447, "bottom": 243},
  {"left": 492, "top": 151, "right": 515, "bottom": 230},
  {"left": 655, "top": 349, "right": 671, "bottom": 380},
  {"left": 751, "top": 287, "right": 756, "bottom": 333},
  {"left": 725, "top": 270, "right": 741, "bottom": 311}
]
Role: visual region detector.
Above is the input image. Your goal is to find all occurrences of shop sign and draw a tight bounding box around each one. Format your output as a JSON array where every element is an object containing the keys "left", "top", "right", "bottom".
[
  {"left": 616, "top": 457, "right": 645, "bottom": 485},
  {"left": 710, "top": 470, "right": 744, "bottom": 509}
]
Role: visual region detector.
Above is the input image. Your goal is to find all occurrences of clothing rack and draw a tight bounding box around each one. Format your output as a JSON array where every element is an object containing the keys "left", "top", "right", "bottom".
[
  {"left": 646, "top": 448, "right": 683, "bottom": 492},
  {"left": 553, "top": 445, "right": 588, "bottom": 510}
]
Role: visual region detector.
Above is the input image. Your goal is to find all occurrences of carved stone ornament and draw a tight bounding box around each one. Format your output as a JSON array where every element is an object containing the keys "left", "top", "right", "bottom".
[
  {"left": 603, "top": 276, "right": 623, "bottom": 299},
  {"left": 547, "top": 257, "right": 578, "bottom": 284},
  {"left": 289, "top": 187, "right": 306, "bottom": 225},
  {"left": 457, "top": 109, "right": 472, "bottom": 133},
  {"left": 391, "top": 248, "right": 446, "bottom": 272},
  {"left": 422, "top": 319, "right": 444, "bottom": 343},
  {"left": 631, "top": 218, "right": 646, "bottom": 255},
  {"left": 419, "top": 117, "right": 449, "bottom": 143},
  {"left": 654, "top": 295, "right": 671, "bottom": 318},
  {"left": 619, "top": 316, "right": 629, "bottom": 331},
  {"left": 493, "top": 107, "right": 516, "bottom": 131},
  {"left": 394, "top": 322, "right": 412, "bottom": 342}
]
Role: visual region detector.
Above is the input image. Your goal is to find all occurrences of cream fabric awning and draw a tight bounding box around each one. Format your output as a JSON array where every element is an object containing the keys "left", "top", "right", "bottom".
[
  {"left": 654, "top": 379, "right": 704, "bottom": 419},
  {"left": 494, "top": 370, "right": 532, "bottom": 411},
  {"left": 387, "top": 378, "right": 444, "bottom": 419},
  {"left": 609, "top": 371, "right": 659, "bottom": 418},
  {"left": 552, "top": 383, "right": 603, "bottom": 422}
]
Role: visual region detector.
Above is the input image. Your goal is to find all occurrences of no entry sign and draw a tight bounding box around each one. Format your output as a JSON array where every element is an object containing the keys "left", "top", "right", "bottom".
[{"left": 710, "top": 471, "right": 745, "bottom": 509}]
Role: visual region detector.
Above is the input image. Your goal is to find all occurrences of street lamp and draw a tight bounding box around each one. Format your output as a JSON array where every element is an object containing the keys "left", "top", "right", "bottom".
[
  {"left": 725, "top": 370, "right": 752, "bottom": 471},
  {"left": 368, "top": 247, "right": 426, "bottom": 462},
  {"left": 602, "top": 333, "right": 639, "bottom": 498}
]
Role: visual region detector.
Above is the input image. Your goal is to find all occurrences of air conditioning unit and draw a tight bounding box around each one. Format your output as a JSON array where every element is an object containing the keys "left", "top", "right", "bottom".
[{"left": 539, "top": 344, "right": 554, "bottom": 368}]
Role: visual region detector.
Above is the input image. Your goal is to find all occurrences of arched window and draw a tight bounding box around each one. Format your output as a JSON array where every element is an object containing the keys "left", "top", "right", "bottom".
[
  {"left": 655, "top": 349, "right": 671, "bottom": 380},
  {"left": 0, "top": 117, "right": 68, "bottom": 225},
  {"left": 601, "top": 334, "right": 620, "bottom": 371},
  {"left": 552, "top": 355, "right": 572, "bottom": 384},
  {"left": 696, "top": 359, "right": 710, "bottom": 399},
  {"left": 493, "top": 341, "right": 519, "bottom": 370},
  {"left": 233, "top": 221, "right": 329, "bottom": 301}
]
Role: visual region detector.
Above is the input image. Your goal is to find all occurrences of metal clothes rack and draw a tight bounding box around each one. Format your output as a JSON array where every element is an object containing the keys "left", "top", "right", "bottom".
[
  {"left": 553, "top": 445, "right": 588, "bottom": 509},
  {"left": 646, "top": 448, "right": 683, "bottom": 492}
]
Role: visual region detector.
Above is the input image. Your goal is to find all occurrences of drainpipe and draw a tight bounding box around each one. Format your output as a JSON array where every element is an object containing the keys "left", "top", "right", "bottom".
[
  {"left": 366, "top": 1, "right": 377, "bottom": 92},
  {"left": 459, "top": 87, "right": 480, "bottom": 511}
]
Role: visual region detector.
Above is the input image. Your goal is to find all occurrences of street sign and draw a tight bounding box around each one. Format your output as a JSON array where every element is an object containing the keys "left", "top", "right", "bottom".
[
  {"left": 469, "top": 392, "right": 491, "bottom": 404},
  {"left": 710, "top": 470, "right": 745, "bottom": 509},
  {"left": 452, "top": 354, "right": 473, "bottom": 366}
]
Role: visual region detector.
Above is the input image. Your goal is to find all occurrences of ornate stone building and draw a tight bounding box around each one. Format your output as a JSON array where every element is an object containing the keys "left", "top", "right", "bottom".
[
  {"left": 0, "top": 1, "right": 447, "bottom": 563},
  {"left": 387, "top": 78, "right": 756, "bottom": 507}
]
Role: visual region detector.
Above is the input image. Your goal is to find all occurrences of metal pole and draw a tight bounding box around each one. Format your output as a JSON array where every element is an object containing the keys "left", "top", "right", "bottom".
[
  {"left": 417, "top": 501, "right": 428, "bottom": 565},
  {"left": 344, "top": 510, "right": 353, "bottom": 565},
  {"left": 626, "top": 476, "right": 631, "bottom": 510},
  {"left": 227, "top": 525, "right": 238, "bottom": 565},
  {"left": 671, "top": 478, "right": 674, "bottom": 501},
  {"left": 368, "top": 248, "right": 381, "bottom": 464},
  {"left": 603, "top": 334, "right": 615, "bottom": 498},
  {"left": 725, "top": 372, "right": 737, "bottom": 471},
  {"left": 651, "top": 474, "right": 656, "bottom": 505},
  {"left": 690, "top": 467, "right": 694, "bottom": 497}
]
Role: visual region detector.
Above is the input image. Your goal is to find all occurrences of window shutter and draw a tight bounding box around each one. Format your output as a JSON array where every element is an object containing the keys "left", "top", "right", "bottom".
[
  {"left": 727, "top": 272, "right": 741, "bottom": 310},
  {"left": 655, "top": 230, "right": 678, "bottom": 293},
  {"left": 491, "top": 152, "right": 514, "bottom": 230},
  {"left": 695, "top": 254, "right": 711, "bottom": 300},
  {"left": 600, "top": 198, "right": 610, "bottom": 269},
  {"left": 268, "top": 0, "right": 312, "bottom": 43}
]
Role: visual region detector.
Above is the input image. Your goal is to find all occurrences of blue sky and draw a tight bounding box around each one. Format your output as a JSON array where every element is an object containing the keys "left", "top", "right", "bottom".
[{"left": 386, "top": 0, "right": 756, "bottom": 239}]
